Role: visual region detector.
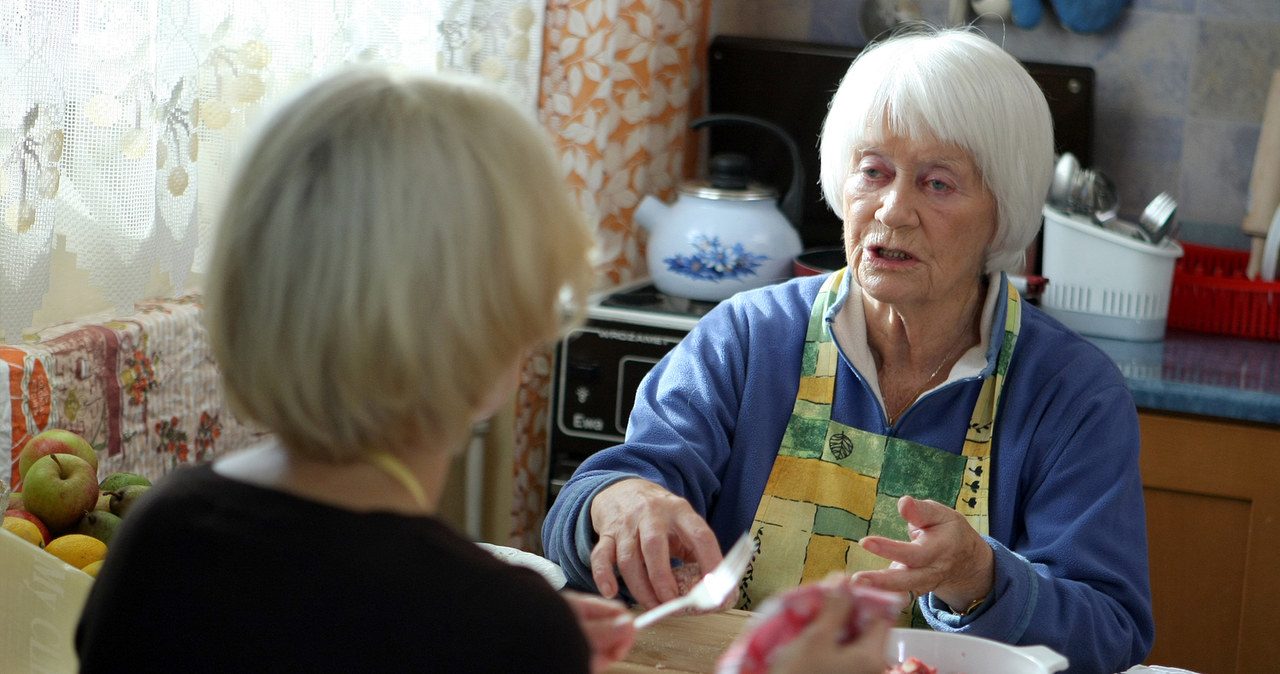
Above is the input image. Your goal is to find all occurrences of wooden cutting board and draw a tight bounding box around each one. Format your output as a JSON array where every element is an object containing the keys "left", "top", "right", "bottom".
[{"left": 607, "top": 609, "right": 752, "bottom": 673}]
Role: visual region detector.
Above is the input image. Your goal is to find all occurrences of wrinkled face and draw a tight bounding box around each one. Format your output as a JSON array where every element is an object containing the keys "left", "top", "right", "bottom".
[{"left": 842, "top": 127, "right": 997, "bottom": 309}]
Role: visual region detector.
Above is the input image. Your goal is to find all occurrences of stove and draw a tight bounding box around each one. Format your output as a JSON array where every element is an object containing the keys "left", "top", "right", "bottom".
[{"left": 546, "top": 282, "right": 716, "bottom": 507}]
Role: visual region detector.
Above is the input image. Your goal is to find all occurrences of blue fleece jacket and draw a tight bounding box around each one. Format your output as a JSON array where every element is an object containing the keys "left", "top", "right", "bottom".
[{"left": 542, "top": 272, "right": 1154, "bottom": 674}]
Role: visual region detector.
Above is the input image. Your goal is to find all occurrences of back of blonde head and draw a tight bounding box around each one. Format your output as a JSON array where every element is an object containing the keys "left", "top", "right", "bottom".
[{"left": 206, "top": 66, "right": 596, "bottom": 461}]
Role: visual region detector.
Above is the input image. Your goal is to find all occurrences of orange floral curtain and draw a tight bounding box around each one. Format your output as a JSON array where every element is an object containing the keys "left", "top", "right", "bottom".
[{"left": 508, "top": 0, "right": 711, "bottom": 551}]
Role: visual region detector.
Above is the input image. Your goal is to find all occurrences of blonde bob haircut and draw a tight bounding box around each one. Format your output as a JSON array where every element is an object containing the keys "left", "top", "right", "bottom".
[
  {"left": 205, "top": 65, "right": 596, "bottom": 461},
  {"left": 819, "top": 26, "right": 1054, "bottom": 274}
]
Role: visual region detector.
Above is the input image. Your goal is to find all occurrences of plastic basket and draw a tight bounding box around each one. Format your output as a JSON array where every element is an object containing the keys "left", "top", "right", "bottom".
[
  {"left": 1167, "top": 243, "right": 1280, "bottom": 340},
  {"left": 1040, "top": 206, "right": 1184, "bottom": 341}
]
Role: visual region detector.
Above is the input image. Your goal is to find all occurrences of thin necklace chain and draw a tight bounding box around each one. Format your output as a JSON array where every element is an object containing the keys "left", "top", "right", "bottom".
[{"left": 887, "top": 337, "right": 969, "bottom": 426}]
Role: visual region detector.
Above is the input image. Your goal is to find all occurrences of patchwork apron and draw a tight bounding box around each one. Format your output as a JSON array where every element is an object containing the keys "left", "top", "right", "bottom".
[{"left": 738, "top": 269, "right": 1022, "bottom": 617}]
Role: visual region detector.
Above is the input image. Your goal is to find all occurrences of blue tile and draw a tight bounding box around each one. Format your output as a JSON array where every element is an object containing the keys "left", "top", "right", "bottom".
[
  {"left": 1177, "top": 118, "right": 1257, "bottom": 225},
  {"left": 1130, "top": 0, "right": 1194, "bottom": 12},
  {"left": 1191, "top": 19, "right": 1280, "bottom": 122},
  {"left": 1093, "top": 112, "right": 1184, "bottom": 221},
  {"left": 1196, "top": 0, "right": 1280, "bottom": 22},
  {"left": 810, "top": 0, "right": 864, "bottom": 44}
]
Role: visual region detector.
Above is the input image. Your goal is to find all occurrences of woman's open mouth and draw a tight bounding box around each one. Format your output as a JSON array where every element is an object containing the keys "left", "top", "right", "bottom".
[{"left": 870, "top": 246, "right": 914, "bottom": 262}]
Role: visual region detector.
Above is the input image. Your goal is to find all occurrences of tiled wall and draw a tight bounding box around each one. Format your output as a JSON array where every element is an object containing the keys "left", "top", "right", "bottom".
[{"left": 712, "top": 0, "right": 1280, "bottom": 249}]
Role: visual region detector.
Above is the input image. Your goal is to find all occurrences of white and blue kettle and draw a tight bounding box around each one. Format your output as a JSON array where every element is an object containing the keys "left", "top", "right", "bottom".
[{"left": 635, "top": 114, "right": 804, "bottom": 302}]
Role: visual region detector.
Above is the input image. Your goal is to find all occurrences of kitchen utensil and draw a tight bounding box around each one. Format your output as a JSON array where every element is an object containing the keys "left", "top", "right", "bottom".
[
  {"left": 859, "top": 0, "right": 923, "bottom": 41},
  {"left": 632, "top": 532, "right": 755, "bottom": 630},
  {"left": 886, "top": 628, "right": 1069, "bottom": 673},
  {"left": 634, "top": 114, "right": 803, "bottom": 302},
  {"left": 1089, "top": 169, "right": 1120, "bottom": 227},
  {"left": 1262, "top": 203, "right": 1280, "bottom": 283},
  {"left": 1243, "top": 70, "right": 1280, "bottom": 278},
  {"left": 1048, "top": 152, "right": 1079, "bottom": 211},
  {"left": 1138, "top": 192, "right": 1178, "bottom": 245}
]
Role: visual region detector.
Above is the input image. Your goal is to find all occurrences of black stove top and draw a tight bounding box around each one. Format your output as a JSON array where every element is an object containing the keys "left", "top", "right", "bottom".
[{"left": 598, "top": 283, "right": 720, "bottom": 319}]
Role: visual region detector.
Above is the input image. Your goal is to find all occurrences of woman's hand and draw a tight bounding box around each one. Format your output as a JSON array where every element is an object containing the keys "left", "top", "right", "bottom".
[
  {"left": 765, "top": 576, "right": 893, "bottom": 674},
  {"left": 561, "top": 591, "right": 636, "bottom": 673},
  {"left": 588, "top": 478, "right": 723, "bottom": 608},
  {"left": 852, "top": 495, "right": 994, "bottom": 613}
]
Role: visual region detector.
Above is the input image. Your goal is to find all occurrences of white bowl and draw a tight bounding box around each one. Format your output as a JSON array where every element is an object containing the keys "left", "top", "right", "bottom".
[
  {"left": 475, "top": 542, "right": 566, "bottom": 589},
  {"left": 885, "top": 628, "right": 1069, "bottom": 673}
]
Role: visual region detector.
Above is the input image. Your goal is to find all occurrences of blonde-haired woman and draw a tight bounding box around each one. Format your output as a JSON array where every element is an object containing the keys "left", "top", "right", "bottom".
[{"left": 76, "top": 65, "right": 633, "bottom": 673}]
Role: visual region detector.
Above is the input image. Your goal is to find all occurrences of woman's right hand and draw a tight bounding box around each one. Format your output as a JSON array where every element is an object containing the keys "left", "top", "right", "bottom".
[{"left": 588, "top": 478, "right": 723, "bottom": 609}]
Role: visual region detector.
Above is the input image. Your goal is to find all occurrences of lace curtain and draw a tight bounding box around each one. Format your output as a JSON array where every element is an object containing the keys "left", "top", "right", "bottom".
[{"left": 0, "top": 0, "right": 546, "bottom": 343}]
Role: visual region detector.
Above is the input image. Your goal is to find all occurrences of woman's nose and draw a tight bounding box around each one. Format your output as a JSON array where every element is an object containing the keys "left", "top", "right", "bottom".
[{"left": 875, "top": 182, "right": 919, "bottom": 229}]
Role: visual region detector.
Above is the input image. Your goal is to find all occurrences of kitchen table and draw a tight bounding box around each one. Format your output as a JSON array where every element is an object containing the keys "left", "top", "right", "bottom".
[
  {"left": 602, "top": 607, "right": 1199, "bottom": 674},
  {"left": 607, "top": 609, "right": 749, "bottom": 673}
]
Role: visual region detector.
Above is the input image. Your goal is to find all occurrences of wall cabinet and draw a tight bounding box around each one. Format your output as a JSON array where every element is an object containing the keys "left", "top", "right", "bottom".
[{"left": 1139, "top": 411, "right": 1280, "bottom": 673}]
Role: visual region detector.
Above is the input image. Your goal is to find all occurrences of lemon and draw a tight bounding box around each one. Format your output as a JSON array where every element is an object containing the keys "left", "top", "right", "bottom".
[
  {"left": 3, "top": 516, "right": 43, "bottom": 547},
  {"left": 81, "top": 559, "right": 105, "bottom": 578},
  {"left": 45, "top": 533, "right": 107, "bottom": 569}
]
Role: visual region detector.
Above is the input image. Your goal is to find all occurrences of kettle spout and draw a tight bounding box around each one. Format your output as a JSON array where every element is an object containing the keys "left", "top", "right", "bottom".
[{"left": 634, "top": 195, "right": 670, "bottom": 232}]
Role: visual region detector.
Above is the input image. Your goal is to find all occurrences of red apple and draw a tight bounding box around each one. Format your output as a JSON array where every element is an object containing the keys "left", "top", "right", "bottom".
[
  {"left": 4, "top": 508, "right": 51, "bottom": 545},
  {"left": 21, "top": 454, "right": 99, "bottom": 534},
  {"left": 17, "top": 429, "right": 98, "bottom": 485}
]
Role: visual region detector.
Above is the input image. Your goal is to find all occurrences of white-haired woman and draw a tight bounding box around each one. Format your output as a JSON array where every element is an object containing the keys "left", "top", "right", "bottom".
[
  {"left": 544, "top": 27, "right": 1154, "bottom": 673},
  {"left": 75, "top": 65, "right": 635, "bottom": 672}
]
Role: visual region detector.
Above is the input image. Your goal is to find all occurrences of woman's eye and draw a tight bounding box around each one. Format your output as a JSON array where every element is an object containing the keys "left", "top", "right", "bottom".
[
  {"left": 856, "top": 164, "right": 886, "bottom": 180},
  {"left": 926, "top": 178, "right": 951, "bottom": 192}
]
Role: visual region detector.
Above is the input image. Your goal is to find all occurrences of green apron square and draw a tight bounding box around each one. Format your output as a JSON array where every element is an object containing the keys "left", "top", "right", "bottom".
[
  {"left": 780, "top": 413, "right": 827, "bottom": 459},
  {"left": 823, "top": 425, "right": 886, "bottom": 478},
  {"left": 879, "top": 437, "right": 966, "bottom": 504},
  {"left": 813, "top": 505, "right": 869, "bottom": 542},
  {"left": 868, "top": 493, "right": 909, "bottom": 540}
]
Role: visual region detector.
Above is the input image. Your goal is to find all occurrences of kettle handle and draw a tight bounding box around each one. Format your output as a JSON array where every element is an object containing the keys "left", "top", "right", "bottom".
[{"left": 691, "top": 114, "right": 805, "bottom": 229}]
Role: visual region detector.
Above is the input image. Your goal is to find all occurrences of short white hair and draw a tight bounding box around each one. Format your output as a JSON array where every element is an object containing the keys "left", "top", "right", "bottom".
[
  {"left": 206, "top": 65, "right": 596, "bottom": 460},
  {"left": 819, "top": 27, "right": 1054, "bottom": 273}
]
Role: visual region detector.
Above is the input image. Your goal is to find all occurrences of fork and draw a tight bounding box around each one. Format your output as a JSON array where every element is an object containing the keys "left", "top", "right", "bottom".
[{"left": 632, "top": 532, "right": 756, "bottom": 629}]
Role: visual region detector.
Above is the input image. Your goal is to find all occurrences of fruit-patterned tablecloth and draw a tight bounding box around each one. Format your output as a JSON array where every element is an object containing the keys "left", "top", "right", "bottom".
[{"left": 3, "top": 296, "right": 263, "bottom": 489}]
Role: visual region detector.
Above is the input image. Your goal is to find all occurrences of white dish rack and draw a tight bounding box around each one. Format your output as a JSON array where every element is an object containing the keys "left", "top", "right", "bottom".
[{"left": 1040, "top": 205, "right": 1184, "bottom": 341}]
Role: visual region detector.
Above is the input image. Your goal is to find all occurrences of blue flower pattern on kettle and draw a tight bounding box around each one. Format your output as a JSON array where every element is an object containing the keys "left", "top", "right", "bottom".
[{"left": 664, "top": 235, "right": 769, "bottom": 281}]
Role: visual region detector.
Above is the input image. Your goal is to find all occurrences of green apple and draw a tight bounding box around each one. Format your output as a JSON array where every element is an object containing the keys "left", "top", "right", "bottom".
[
  {"left": 22, "top": 454, "right": 100, "bottom": 534},
  {"left": 108, "top": 484, "right": 152, "bottom": 519},
  {"left": 5, "top": 508, "right": 51, "bottom": 546},
  {"left": 75, "top": 510, "right": 122, "bottom": 546},
  {"left": 99, "top": 471, "right": 151, "bottom": 492},
  {"left": 17, "top": 429, "right": 98, "bottom": 484}
]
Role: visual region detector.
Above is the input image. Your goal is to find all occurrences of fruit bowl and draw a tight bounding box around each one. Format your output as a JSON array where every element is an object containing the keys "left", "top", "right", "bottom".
[{"left": 886, "top": 628, "right": 1068, "bottom": 673}]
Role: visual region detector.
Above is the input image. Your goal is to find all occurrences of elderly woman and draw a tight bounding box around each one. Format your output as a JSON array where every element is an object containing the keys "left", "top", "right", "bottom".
[
  {"left": 76, "top": 66, "right": 635, "bottom": 672},
  {"left": 543, "top": 27, "right": 1154, "bottom": 673}
]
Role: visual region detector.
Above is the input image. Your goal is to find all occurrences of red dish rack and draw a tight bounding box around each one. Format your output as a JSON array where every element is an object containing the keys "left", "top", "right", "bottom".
[{"left": 1167, "top": 243, "right": 1280, "bottom": 340}]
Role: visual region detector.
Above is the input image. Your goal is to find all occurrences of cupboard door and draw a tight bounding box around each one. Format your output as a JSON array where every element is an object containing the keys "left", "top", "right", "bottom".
[{"left": 1138, "top": 412, "right": 1280, "bottom": 674}]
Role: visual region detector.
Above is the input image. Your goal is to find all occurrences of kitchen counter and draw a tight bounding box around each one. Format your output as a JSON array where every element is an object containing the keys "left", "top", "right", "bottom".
[{"left": 1087, "top": 330, "right": 1280, "bottom": 425}]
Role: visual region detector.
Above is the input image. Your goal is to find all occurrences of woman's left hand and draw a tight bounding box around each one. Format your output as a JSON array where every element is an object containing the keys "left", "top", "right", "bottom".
[
  {"left": 561, "top": 591, "right": 636, "bottom": 673},
  {"left": 851, "top": 495, "right": 994, "bottom": 614}
]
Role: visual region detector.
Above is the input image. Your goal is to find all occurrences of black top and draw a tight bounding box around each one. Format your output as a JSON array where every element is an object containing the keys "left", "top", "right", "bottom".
[{"left": 76, "top": 462, "right": 589, "bottom": 673}]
